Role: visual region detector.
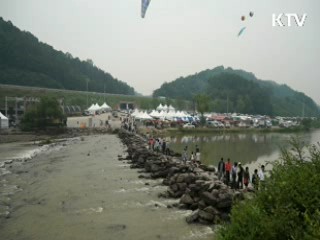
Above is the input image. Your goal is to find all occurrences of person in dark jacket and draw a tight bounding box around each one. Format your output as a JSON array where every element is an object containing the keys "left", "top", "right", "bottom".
[
  {"left": 218, "top": 157, "right": 225, "bottom": 181},
  {"left": 237, "top": 162, "right": 244, "bottom": 189},
  {"left": 244, "top": 166, "right": 250, "bottom": 188}
]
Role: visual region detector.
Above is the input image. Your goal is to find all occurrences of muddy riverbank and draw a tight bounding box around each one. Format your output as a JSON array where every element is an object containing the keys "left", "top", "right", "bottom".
[{"left": 0, "top": 134, "right": 214, "bottom": 240}]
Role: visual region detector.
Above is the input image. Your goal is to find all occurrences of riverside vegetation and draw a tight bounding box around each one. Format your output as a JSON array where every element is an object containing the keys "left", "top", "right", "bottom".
[{"left": 215, "top": 138, "right": 320, "bottom": 240}]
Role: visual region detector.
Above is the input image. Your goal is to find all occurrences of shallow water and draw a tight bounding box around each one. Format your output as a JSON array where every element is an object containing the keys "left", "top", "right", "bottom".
[{"left": 0, "top": 135, "right": 214, "bottom": 240}]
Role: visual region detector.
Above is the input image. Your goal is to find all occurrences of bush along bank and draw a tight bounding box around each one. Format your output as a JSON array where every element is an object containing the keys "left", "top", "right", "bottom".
[
  {"left": 118, "top": 130, "right": 252, "bottom": 225},
  {"left": 215, "top": 138, "right": 320, "bottom": 240}
]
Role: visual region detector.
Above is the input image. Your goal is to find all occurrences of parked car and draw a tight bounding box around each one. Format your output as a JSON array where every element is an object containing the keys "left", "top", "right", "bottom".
[
  {"left": 207, "top": 120, "right": 219, "bottom": 128},
  {"left": 82, "top": 110, "right": 93, "bottom": 116},
  {"left": 217, "top": 122, "right": 225, "bottom": 128},
  {"left": 112, "top": 111, "right": 119, "bottom": 118},
  {"left": 183, "top": 123, "right": 195, "bottom": 129}
]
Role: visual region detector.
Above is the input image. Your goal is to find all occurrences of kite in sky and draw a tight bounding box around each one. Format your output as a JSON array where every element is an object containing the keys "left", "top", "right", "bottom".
[
  {"left": 238, "top": 27, "right": 246, "bottom": 37},
  {"left": 141, "top": 0, "right": 151, "bottom": 18},
  {"left": 238, "top": 11, "right": 254, "bottom": 37}
]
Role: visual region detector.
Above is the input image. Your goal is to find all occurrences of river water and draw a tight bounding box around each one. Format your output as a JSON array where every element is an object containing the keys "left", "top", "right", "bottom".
[
  {"left": 0, "top": 135, "right": 214, "bottom": 240},
  {"left": 168, "top": 129, "right": 320, "bottom": 171},
  {"left": 1, "top": 130, "right": 319, "bottom": 240}
]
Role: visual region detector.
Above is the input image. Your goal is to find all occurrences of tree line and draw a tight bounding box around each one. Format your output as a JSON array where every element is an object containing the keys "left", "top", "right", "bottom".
[
  {"left": 153, "top": 67, "right": 320, "bottom": 117},
  {"left": 0, "top": 18, "right": 135, "bottom": 95}
]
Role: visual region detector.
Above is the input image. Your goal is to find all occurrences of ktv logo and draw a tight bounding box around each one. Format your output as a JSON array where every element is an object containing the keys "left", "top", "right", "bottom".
[{"left": 272, "top": 13, "right": 307, "bottom": 27}]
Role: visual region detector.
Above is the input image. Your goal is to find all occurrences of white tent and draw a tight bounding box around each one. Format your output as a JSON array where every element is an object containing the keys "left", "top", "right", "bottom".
[
  {"left": 149, "top": 110, "right": 160, "bottom": 118},
  {"left": 168, "top": 105, "right": 175, "bottom": 111},
  {"left": 0, "top": 112, "right": 9, "bottom": 129},
  {"left": 131, "top": 109, "right": 140, "bottom": 117},
  {"left": 87, "top": 104, "right": 95, "bottom": 111},
  {"left": 135, "top": 111, "right": 152, "bottom": 120},
  {"left": 94, "top": 103, "right": 101, "bottom": 110},
  {"left": 156, "top": 103, "right": 165, "bottom": 111},
  {"left": 101, "top": 102, "right": 111, "bottom": 111}
]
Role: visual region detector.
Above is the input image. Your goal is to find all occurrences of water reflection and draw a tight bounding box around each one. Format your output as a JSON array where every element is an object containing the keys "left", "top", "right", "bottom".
[{"left": 168, "top": 131, "right": 320, "bottom": 167}]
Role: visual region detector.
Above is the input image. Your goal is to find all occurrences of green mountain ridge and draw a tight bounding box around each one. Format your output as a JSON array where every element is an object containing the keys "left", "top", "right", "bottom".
[
  {"left": 0, "top": 17, "right": 135, "bottom": 95},
  {"left": 153, "top": 66, "right": 319, "bottom": 117}
]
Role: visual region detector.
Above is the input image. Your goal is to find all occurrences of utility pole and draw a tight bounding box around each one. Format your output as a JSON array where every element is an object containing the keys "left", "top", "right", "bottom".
[
  {"left": 5, "top": 96, "right": 7, "bottom": 116},
  {"left": 227, "top": 94, "right": 229, "bottom": 114},
  {"left": 15, "top": 98, "right": 18, "bottom": 123},
  {"left": 86, "top": 79, "right": 89, "bottom": 108}
]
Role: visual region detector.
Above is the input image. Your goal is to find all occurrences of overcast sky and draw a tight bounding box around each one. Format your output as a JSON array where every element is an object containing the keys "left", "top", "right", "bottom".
[{"left": 1, "top": 0, "right": 319, "bottom": 103}]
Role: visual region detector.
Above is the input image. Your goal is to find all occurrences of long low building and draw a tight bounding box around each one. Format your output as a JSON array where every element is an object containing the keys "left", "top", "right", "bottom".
[{"left": 0, "top": 111, "right": 9, "bottom": 129}]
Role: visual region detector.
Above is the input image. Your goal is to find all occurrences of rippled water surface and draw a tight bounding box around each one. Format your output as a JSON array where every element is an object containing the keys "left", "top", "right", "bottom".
[
  {"left": 0, "top": 135, "right": 214, "bottom": 240},
  {"left": 168, "top": 129, "right": 320, "bottom": 169}
]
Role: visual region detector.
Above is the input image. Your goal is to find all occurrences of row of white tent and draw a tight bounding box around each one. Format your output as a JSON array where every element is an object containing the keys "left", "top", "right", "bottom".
[
  {"left": 87, "top": 103, "right": 111, "bottom": 113},
  {"left": 156, "top": 104, "right": 175, "bottom": 111},
  {"left": 0, "top": 111, "right": 9, "bottom": 128},
  {"left": 131, "top": 109, "right": 198, "bottom": 121}
]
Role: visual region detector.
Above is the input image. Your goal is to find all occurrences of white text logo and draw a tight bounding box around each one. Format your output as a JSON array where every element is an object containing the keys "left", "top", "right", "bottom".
[{"left": 272, "top": 13, "right": 307, "bottom": 27}]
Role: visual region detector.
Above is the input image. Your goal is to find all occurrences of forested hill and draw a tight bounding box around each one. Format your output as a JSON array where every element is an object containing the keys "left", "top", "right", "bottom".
[
  {"left": 0, "top": 18, "right": 135, "bottom": 95},
  {"left": 153, "top": 66, "right": 319, "bottom": 117}
]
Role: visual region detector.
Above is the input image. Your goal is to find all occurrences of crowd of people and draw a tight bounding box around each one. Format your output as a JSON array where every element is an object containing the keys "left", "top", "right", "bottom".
[
  {"left": 181, "top": 145, "right": 201, "bottom": 167},
  {"left": 148, "top": 137, "right": 171, "bottom": 155},
  {"left": 145, "top": 133, "right": 266, "bottom": 191},
  {"left": 121, "top": 116, "right": 136, "bottom": 133},
  {"left": 217, "top": 158, "right": 265, "bottom": 190}
]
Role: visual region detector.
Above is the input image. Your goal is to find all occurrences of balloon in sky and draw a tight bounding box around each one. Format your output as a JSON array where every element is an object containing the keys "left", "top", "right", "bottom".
[
  {"left": 238, "top": 27, "right": 246, "bottom": 37},
  {"left": 249, "top": 11, "right": 254, "bottom": 17},
  {"left": 141, "top": 0, "right": 151, "bottom": 18}
]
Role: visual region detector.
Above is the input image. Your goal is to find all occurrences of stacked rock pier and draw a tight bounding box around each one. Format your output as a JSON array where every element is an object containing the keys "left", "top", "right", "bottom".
[{"left": 118, "top": 130, "right": 250, "bottom": 225}]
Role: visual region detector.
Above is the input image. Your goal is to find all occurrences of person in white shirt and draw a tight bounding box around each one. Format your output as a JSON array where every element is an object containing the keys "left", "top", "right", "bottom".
[
  {"left": 258, "top": 165, "right": 265, "bottom": 180},
  {"left": 258, "top": 165, "right": 265, "bottom": 189}
]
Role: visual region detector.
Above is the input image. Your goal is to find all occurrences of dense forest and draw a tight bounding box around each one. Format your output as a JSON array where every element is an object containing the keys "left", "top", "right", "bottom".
[
  {"left": 0, "top": 18, "right": 135, "bottom": 95},
  {"left": 153, "top": 66, "right": 320, "bottom": 117}
]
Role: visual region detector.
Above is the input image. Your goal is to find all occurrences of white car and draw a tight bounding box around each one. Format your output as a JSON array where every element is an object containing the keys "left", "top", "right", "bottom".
[{"left": 183, "top": 123, "right": 195, "bottom": 129}]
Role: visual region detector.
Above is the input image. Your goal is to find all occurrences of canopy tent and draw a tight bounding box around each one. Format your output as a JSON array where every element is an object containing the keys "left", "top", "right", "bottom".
[
  {"left": 100, "top": 102, "right": 111, "bottom": 111},
  {"left": 156, "top": 103, "right": 165, "bottom": 111},
  {"left": 149, "top": 110, "right": 161, "bottom": 118},
  {"left": 0, "top": 112, "right": 9, "bottom": 129},
  {"left": 94, "top": 103, "right": 101, "bottom": 110},
  {"left": 168, "top": 105, "right": 175, "bottom": 111},
  {"left": 87, "top": 104, "right": 96, "bottom": 111},
  {"left": 135, "top": 111, "right": 152, "bottom": 120},
  {"left": 131, "top": 109, "right": 140, "bottom": 117},
  {"left": 87, "top": 103, "right": 101, "bottom": 114}
]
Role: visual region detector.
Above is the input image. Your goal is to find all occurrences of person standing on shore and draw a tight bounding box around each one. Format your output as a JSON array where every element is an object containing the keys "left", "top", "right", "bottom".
[
  {"left": 195, "top": 145, "right": 201, "bottom": 165},
  {"left": 237, "top": 163, "right": 244, "bottom": 189},
  {"left": 190, "top": 151, "right": 195, "bottom": 162},
  {"left": 162, "top": 139, "right": 166, "bottom": 154},
  {"left": 231, "top": 162, "right": 238, "bottom": 189},
  {"left": 244, "top": 166, "right": 250, "bottom": 188},
  {"left": 252, "top": 169, "right": 259, "bottom": 190},
  {"left": 218, "top": 158, "right": 225, "bottom": 181},
  {"left": 258, "top": 165, "right": 265, "bottom": 189},
  {"left": 182, "top": 146, "right": 188, "bottom": 163},
  {"left": 225, "top": 158, "right": 232, "bottom": 186}
]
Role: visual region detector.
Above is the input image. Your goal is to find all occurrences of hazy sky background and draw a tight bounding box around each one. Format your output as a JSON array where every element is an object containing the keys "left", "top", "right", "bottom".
[{"left": 0, "top": 0, "right": 319, "bottom": 103}]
